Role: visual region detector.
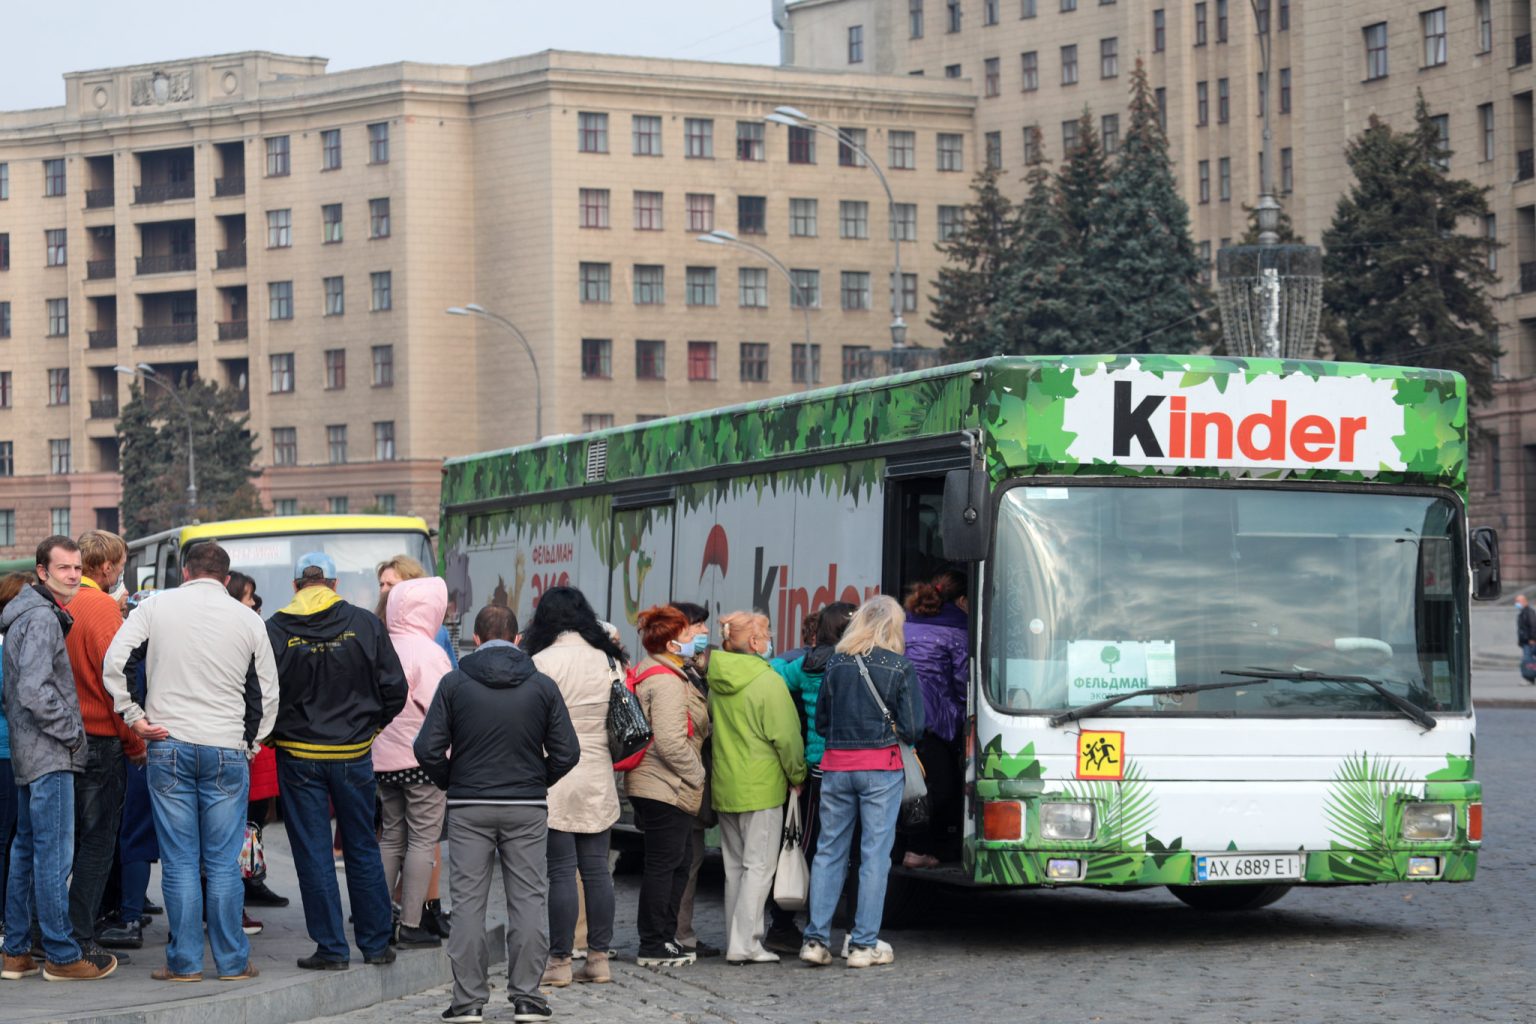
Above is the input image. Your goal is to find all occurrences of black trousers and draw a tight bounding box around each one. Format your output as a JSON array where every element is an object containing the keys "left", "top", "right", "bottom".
[
  {"left": 630, "top": 796, "right": 694, "bottom": 950},
  {"left": 905, "top": 732, "right": 963, "bottom": 860},
  {"left": 69, "top": 736, "right": 126, "bottom": 941}
]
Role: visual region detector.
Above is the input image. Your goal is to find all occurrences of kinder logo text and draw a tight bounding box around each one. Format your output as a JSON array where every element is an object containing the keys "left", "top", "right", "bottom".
[{"left": 1063, "top": 369, "right": 1406, "bottom": 472}]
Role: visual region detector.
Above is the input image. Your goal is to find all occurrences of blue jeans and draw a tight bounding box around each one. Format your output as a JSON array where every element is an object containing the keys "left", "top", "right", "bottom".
[
  {"left": 804, "top": 768, "right": 903, "bottom": 949},
  {"left": 2, "top": 769, "right": 80, "bottom": 965},
  {"left": 146, "top": 738, "right": 250, "bottom": 976},
  {"left": 0, "top": 758, "right": 17, "bottom": 926},
  {"left": 277, "top": 752, "right": 393, "bottom": 962}
]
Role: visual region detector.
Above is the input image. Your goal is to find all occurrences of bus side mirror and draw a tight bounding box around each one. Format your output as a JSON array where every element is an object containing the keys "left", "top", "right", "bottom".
[
  {"left": 941, "top": 467, "right": 991, "bottom": 562},
  {"left": 1471, "top": 526, "right": 1501, "bottom": 601}
]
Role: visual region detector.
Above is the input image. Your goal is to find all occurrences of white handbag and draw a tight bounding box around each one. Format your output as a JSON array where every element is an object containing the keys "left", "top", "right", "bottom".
[{"left": 772, "top": 798, "right": 810, "bottom": 911}]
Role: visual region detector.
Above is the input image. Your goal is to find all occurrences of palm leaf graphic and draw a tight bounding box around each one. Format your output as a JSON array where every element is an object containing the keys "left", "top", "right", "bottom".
[{"left": 1323, "top": 751, "right": 1408, "bottom": 852}]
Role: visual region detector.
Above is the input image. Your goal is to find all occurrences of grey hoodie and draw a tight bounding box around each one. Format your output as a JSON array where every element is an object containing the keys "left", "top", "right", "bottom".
[{"left": 0, "top": 583, "right": 86, "bottom": 785}]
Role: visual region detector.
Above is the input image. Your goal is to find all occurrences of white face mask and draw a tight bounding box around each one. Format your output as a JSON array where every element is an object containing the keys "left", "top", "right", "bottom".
[{"left": 761, "top": 637, "right": 774, "bottom": 660}]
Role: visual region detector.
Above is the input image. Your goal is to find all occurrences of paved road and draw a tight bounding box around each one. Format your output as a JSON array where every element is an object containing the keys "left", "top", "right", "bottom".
[{"left": 311, "top": 709, "right": 1536, "bottom": 1024}]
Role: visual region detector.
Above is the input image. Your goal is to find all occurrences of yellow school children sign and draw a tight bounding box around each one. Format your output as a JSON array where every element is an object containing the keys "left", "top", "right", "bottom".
[{"left": 1076, "top": 731, "right": 1124, "bottom": 780}]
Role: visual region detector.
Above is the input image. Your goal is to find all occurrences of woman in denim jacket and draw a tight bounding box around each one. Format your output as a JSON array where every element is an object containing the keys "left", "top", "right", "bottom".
[{"left": 799, "top": 595, "right": 923, "bottom": 970}]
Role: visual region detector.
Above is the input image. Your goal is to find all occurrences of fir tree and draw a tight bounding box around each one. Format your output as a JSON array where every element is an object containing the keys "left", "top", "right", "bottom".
[
  {"left": 929, "top": 163, "right": 1025, "bottom": 359},
  {"left": 1013, "top": 129, "right": 1092, "bottom": 354},
  {"left": 1055, "top": 108, "right": 1108, "bottom": 248},
  {"left": 1083, "top": 60, "right": 1210, "bottom": 353},
  {"left": 118, "top": 379, "right": 264, "bottom": 538},
  {"left": 1322, "top": 95, "right": 1501, "bottom": 402}
]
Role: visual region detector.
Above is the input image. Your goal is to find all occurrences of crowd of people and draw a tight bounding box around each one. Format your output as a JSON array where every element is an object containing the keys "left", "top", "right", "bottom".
[{"left": 0, "top": 527, "right": 972, "bottom": 1024}]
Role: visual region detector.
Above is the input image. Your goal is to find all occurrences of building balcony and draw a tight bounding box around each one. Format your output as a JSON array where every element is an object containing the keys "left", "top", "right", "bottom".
[
  {"left": 87, "top": 328, "right": 117, "bottom": 349},
  {"left": 217, "top": 320, "right": 249, "bottom": 341},
  {"left": 214, "top": 176, "right": 245, "bottom": 198},
  {"left": 86, "top": 258, "right": 116, "bottom": 280},
  {"left": 216, "top": 247, "right": 247, "bottom": 269},
  {"left": 136, "top": 253, "right": 195, "bottom": 275},
  {"left": 1520, "top": 149, "right": 1535, "bottom": 182},
  {"left": 85, "top": 188, "right": 115, "bottom": 209},
  {"left": 1518, "top": 34, "right": 1532, "bottom": 67},
  {"left": 137, "top": 324, "right": 197, "bottom": 346},
  {"left": 133, "top": 181, "right": 194, "bottom": 204},
  {"left": 90, "top": 397, "right": 118, "bottom": 420}
]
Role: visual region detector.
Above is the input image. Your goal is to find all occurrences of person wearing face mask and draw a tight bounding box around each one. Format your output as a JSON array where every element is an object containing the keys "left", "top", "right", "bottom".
[
  {"left": 624, "top": 605, "right": 712, "bottom": 967},
  {"left": 706, "top": 611, "right": 806, "bottom": 965},
  {"left": 666, "top": 601, "right": 719, "bottom": 961}
]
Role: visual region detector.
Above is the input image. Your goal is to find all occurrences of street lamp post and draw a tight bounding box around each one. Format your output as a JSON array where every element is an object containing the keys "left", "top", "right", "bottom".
[
  {"left": 445, "top": 304, "right": 543, "bottom": 441},
  {"left": 766, "top": 107, "right": 908, "bottom": 348},
  {"left": 697, "top": 229, "right": 817, "bottom": 387},
  {"left": 115, "top": 363, "right": 197, "bottom": 513}
]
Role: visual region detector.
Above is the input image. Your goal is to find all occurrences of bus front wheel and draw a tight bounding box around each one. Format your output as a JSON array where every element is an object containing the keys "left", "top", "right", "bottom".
[{"left": 1166, "top": 884, "right": 1292, "bottom": 911}]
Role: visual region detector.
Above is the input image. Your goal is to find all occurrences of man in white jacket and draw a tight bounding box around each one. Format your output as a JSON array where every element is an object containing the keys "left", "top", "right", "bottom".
[{"left": 102, "top": 541, "right": 279, "bottom": 983}]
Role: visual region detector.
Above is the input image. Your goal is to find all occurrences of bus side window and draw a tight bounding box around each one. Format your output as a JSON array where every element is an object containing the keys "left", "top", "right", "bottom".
[{"left": 163, "top": 546, "right": 182, "bottom": 588}]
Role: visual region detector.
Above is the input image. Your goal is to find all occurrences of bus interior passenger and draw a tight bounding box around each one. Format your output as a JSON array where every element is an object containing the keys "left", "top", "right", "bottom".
[{"left": 900, "top": 569, "right": 970, "bottom": 867}]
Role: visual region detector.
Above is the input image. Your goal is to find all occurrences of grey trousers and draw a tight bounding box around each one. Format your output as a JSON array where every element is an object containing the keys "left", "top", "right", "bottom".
[
  {"left": 445, "top": 804, "right": 549, "bottom": 1008},
  {"left": 378, "top": 779, "right": 447, "bottom": 928},
  {"left": 718, "top": 807, "right": 783, "bottom": 960}
]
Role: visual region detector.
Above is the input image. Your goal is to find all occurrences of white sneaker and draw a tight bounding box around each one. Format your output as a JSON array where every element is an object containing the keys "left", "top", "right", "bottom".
[
  {"left": 839, "top": 935, "right": 893, "bottom": 958},
  {"left": 846, "top": 941, "right": 895, "bottom": 969},
  {"left": 726, "top": 950, "right": 781, "bottom": 965},
  {"left": 798, "top": 940, "right": 833, "bottom": 966}
]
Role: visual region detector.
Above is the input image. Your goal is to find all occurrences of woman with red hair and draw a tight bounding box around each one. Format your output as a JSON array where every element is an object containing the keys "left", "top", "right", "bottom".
[{"left": 624, "top": 604, "right": 712, "bottom": 967}]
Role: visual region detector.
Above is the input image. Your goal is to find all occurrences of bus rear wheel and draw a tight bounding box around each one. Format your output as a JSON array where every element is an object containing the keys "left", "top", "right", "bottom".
[{"left": 1166, "top": 884, "right": 1292, "bottom": 911}]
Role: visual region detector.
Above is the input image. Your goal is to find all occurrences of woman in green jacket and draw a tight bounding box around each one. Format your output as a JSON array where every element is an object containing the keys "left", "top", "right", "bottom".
[{"left": 707, "top": 611, "right": 807, "bottom": 964}]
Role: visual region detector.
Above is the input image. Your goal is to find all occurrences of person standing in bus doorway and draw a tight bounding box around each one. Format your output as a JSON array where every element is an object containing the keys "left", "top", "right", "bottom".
[
  {"left": 899, "top": 570, "right": 970, "bottom": 869},
  {"left": 102, "top": 540, "right": 279, "bottom": 983},
  {"left": 666, "top": 601, "right": 720, "bottom": 961},
  {"left": 800, "top": 596, "right": 923, "bottom": 970},
  {"left": 267, "top": 552, "right": 407, "bottom": 971},
  {"left": 63, "top": 530, "right": 142, "bottom": 962},
  {"left": 708, "top": 611, "right": 806, "bottom": 964}
]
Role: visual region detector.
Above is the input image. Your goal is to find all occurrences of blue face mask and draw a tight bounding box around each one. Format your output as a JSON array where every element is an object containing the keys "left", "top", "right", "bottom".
[
  {"left": 762, "top": 638, "right": 774, "bottom": 660},
  {"left": 674, "top": 634, "right": 706, "bottom": 658}
]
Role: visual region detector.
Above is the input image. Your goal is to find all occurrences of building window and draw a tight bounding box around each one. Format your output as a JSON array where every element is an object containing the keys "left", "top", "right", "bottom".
[
  {"left": 686, "top": 266, "right": 717, "bottom": 306},
  {"left": 841, "top": 345, "right": 872, "bottom": 382},
  {"left": 373, "top": 493, "right": 397, "bottom": 515},
  {"left": 0, "top": 233, "right": 6, "bottom": 270},
  {"left": 44, "top": 158, "right": 65, "bottom": 196},
  {"left": 849, "top": 24, "right": 865, "bottom": 62},
  {"left": 947, "top": 0, "right": 962, "bottom": 30},
  {"left": 1217, "top": 78, "right": 1230, "bottom": 122},
  {"left": 686, "top": 193, "right": 715, "bottom": 232},
  {"left": 634, "top": 190, "right": 663, "bottom": 231},
  {"left": 324, "top": 277, "right": 345, "bottom": 316},
  {"left": 633, "top": 115, "right": 663, "bottom": 156},
  {"left": 273, "top": 426, "right": 297, "bottom": 463},
  {"left": 840, "top": 200, "right": 870, "bottom": 239},
  {"left": 370, "top": 198, "right": 390, "bottom": 238},
  {"left": 938, "top": 205, "right": 965, "bottom": 240},
  {"left": 580, "top": 188, "right": 610, "bottom": 229},
  {"left": 47, "top": 368, "right": 68, "bottom": 406},
  {"left": 270, "top": 353, "right": 295, "bottom": 393},
  {"left": 790, "top": 197, "right": 819, "bottom": 237},
  {"left": 1422, "top": 8, "right": 1447, "bottom": 67},
  {"left": 0, "top": 163, "right": 7, "bottom": 200},
  {"left": 1024, "top": 126, "right": 1043, "bottom": 164},
  {"left": 322, "top": 203, "right": 343, "bottom": 244},
  {"left": 892, "top": 202, "right": 918, "bottom": 241},
  {"left": 1198, "top": 160, "right": 1211, "bottom": 203},
  {"left": 267, "top": 208, "right": 292, "bottom": 248},
  {"left": 1195, "top": 2, "right": 1208, "bottom": 44},
  {"left": 945, "top": 63, "right": 963, "bottom": 78},
  {"left": 1485, "top": 213, "right": 1498, "bottom": 271},
  {"left": 321, "top": 128, "right": 342, "bottom": 170},
  {"left": 739, "top": 268, "right": 769, "bottom": 308},
  {"left": 0, "top": 372, "right": 9, "bottom": 408},
  {"left": 790, "top": 269, "right": 820, "bottom": 308},
  {"left": 1061, "top": 44, "right": 1078, "bottom": 85},
  {"left": 985, "top": 0, "right": 999, "bottom": 23},
  {"left": 327, "top": 424, "right": 348, "bottom": 464},
  {"left": 788, "top": 126, "right": 816, "bottom": 164},
  {"left": 1101, "top": 114, "right": 1120, "bottom": 155},
  {"left": 1279, "top": 67, "right": 1291, "bottom": 113},
  {"left": 740, "top": 342, "right": 769, "bottom": 382},
  {"left": 889, "top": 130, "right": 915, "bottom": 169},
  {"left": 328, "top": 496, "right": 349, "bottom": 515},
  {"left": 49, "top": 437, "right": 70, "bottom": 473},
  {"left": 792, "top": 343, "right": 822, "bottom": 385},
  {"left": 323, "top": 348, "right": 346, "bottom": 389},
  {"left": 687, "top": 341, "right": 717, "bottom": 381},
  {"left": 266, "top": 136, "right": 290, "bottom": 177},
  {"left": 1021, "top": 51, "right": 1039, "bottom": 91},
  {"left": 1154, "top": 9, "right": 1166, "bottom": 51},
  {"left": 1280, "top": 146, "right": 1293, "bottom": 192},
  {"left": 578, "top": 112, "right": 608, "bottom": 153},
  {"left": 634, "top": 264, "right": 665, "bottom": 304},
  {"left": 1197, "top": 81, "right": 1209, "bottom": 125},
  {"left": 274, "top": 497, "right": 298, "bottom": 516},
  {"left": 1481, "top": 103, "right": 1495, "bottom": 162},
  {"left": 43, "top": 227, "right": 66, "bottom": 268},
  {"left": 367, "top": 122, "right": 390, "bottom": 164},
  {"left": 1364, "top": 23, "right": 1389, "bottom": 80},
  {"left": 1061, "top": 0, "right": 1076, "bottom": 10},
  {"left": 0, "top": 510, "right": 13, "bottom": 545},
  {"left": 841, "top": 271, "right": 871, "bottom": 310},
  {"left": 838, "top": 127, "right": 868, "bottom": 168},
  {"left": 0, "top": 443, "right": 12, "bottom": 477},
  {"left": 46, "top": 297, "right": 68, "bottom": 336},
  {"left": 1216, "top": 0, "right": 1228, "bottom": 40},
  {"left": 51, "top": 508, "right": 70, "bottom": 535},
  {"left": 1478, "top": 0, "right": 1493, "bottom": 53},
  {"left": 1218, "top": 156, "right": 1231, "bottom": 200},
  {"left": 892, "top": 272, "right": 918, "bottom": 313},
  {"left": 0, "top": 302, "right": 9, "bottom": 338},
  {"left": 579, "top": 263, "right": 611, "bottom": 303},
  {"left": 1199, "top": 240, "right": 1213, "bottom": 284},
  {"left": 984, "top": 57, "right": 1001, "bottom": 96},
  {"left": 371, "top": 271, "right": 393, "bottom": 311},
  {"left": 636, "top": 339, "right": 666, "bottom": 380},
  {"left": 938, "top": 133, "right": 965, "bottom": 171},
  {"left": 685, "top": 118, "right": 714, "bottom": 159},
  {"left": 1062, "top": 119, "right": 1080, "bottom": 155},
  {"left": 1100, "top": 37, "right": 1119, "bottom": 77},
  {"left": 372, "top": 345, "right": 394, "bottom": 387},
  {"left": 582, "top": 338, "right": 613, "bottom": 379},
  {"left": 1021, "top": 0, "right": 1037, "bottom": 15},
  {"left": 1279, "top": 0, "right": 1289, "bottom": 28},
  {"left": 911, "top": 0, "right": 925, "bottom": 36},
  {"left": 581, "top": 414, "right": 615, "bottom": 433},
  {"left": 738, "top": 195, "right": 767, "bottom": 234},
  {"left": 736, "top": 122, "right": 766, "bottom": 162},
  {"left": 1429, "top": 114, "right": 1450, "bottom": 170}
]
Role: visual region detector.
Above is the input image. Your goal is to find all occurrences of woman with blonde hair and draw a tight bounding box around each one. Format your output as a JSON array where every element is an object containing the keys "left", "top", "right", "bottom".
[
  {"left": 707, "top": 611, "right": 805, "bottom": 964},
  {"left": 376, "top": 555, "right": 458, "bottom": 670},
  {"left": 799, "top": 595, "right": 923, "bottom": 971}
]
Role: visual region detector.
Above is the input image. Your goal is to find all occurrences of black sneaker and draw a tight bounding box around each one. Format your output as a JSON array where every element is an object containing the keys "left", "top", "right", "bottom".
[
  {"left": 81, "top": 940, "right": 129, "bottom": 966},
  {"left": 441, "top": 1005, "right": 484, "bottom": 1024},
  {"left": 297, "top": 953, "right": 350, "bottom": 971},
  {"left": 636, "top": 941, "right": 695, "bottom": 966},
  {"left": 684, "top": 938, "right": 721, "bottom": 959},
  {"left": 396, "top": 924, "right": 441, "bottom": 949},
  {"left": 364, "top": 947, "right": 397, "bottom": 966},
  {"left": 511, "top": 996, "right": 552, "bottom": 1022},
  {"left": 763, "top": 926, "right": 803, "bottom": 955},
  {"left": 243, "top": 880, "right": 290, "bottom": 908},
  {"left": 143, "top": 900, "right": 164, "bottom": 916},
  {"left": 97, "top": 920, "right": 143, "bottom": 950}
]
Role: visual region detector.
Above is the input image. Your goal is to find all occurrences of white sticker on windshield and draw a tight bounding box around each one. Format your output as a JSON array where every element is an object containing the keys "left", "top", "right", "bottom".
[
  {"left": 1023, "top": 488, "right": 1069, "bottom": 500},
  {"left": 1066, "top": 640, "right": 1177, "bottom": 707}
]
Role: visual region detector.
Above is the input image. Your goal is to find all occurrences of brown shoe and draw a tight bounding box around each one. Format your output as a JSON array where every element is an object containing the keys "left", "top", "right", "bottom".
[
  {"left": 1, "top": 953, "right": 40, "bottom": 979},
  {"left": 218, "top": 963, "right": 260, "bottom": 981},
  {"left": 150, "top": 966, "right": 202, "bottom": 982},
  {"left": 44, "top": 952, "right": 118, "bottom": 981},
  {"left": 575, "top": 950, "right": 611, "bottom": 984},
  {"left": 540, "top": 954, "right": 572, "bottom": 987}
]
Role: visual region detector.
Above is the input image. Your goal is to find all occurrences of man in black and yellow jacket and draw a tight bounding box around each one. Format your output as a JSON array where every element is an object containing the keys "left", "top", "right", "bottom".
[{"left": 267, "top": 551, "right": 407, "bottom": 971}]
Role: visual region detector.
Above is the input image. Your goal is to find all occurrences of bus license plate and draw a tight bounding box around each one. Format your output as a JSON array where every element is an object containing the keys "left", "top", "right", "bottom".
[{"left": 1195, "top": 854, "right": 1303, "bottom": 884}]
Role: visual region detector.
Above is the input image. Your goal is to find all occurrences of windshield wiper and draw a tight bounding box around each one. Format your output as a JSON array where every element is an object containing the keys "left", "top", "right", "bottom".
[
  {"left": 1049, "top": 677, "right": 1265, "bottom": 728},
  {"left": 1219, "top": 668, "right": 1437, "bottom": 731}
]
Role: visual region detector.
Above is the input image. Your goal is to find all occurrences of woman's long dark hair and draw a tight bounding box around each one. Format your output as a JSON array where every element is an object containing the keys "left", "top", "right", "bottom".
[{"left": 521, "top": 585, "right": 626, "bottom": 661}]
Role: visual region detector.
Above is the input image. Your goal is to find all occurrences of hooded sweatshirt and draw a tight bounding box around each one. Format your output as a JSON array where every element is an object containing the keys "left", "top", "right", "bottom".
[
  {"left": 706, "top": 649, "right": 806, "bottom": 814},
  {"left": 267, "top": 585, "right": 407, "bottom": 761},
  {"left": 373, "top": 577, "right": 452, "bottom": 772},
  {"left": 413, "top": 641, "right": 580, "bottom": 804},
  {"left": 903, "top": 602, "right": 970, "bottom": 743},
  {"left": 1, "top": 583, "right": 85, "bottom": 785},
  {"left": 772, "top": 644, "right": 834, "bottom": 766}
]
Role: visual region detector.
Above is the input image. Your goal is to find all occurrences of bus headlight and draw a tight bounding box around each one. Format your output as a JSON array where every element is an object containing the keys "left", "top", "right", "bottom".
[
  {"left": 1401, "top": 802, "right": 1454, "bottom": 841},
  {"left": 1040, "top": 802, "right": 1095, "bottom": 841}
]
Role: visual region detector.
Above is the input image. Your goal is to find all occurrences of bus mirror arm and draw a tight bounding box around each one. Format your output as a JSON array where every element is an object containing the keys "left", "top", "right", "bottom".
[
  {"left": 941, "top": 465, "right": 991, "bottom": 562},
  {"left": 1470, "top": 526, "right": 1501, "bottom": 602}
]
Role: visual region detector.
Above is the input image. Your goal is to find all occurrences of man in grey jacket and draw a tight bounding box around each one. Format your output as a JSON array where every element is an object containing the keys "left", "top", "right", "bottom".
[{"left": 0, "top": 536, "right": 117, "bottom": 983}]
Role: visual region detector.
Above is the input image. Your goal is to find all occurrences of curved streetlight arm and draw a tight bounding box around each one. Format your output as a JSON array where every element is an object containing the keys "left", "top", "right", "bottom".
[
  {"left": 447, "top": 305, "right": 544, "bottom": 440},
  {"left": 699, "top": 233, "right": 817, "bottom": 386}
]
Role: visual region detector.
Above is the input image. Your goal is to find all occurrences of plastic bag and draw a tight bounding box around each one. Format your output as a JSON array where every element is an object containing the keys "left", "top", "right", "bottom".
[{"left": 239, "top": 822, "right": 267, "bottom": 882}]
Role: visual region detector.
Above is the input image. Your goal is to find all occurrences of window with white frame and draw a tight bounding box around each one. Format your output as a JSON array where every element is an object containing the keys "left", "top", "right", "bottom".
[
  {"left": 51, "top": 507, "right": 70, "bottom": 534},
  {"left": 270, "top": 353, "right": 294, "bottom": 393},
  {"left": 0, "top": 442, "right": 13, "bottom": 477},
  {"left": 582, "top": 338, "right": 612, "bottom": 380},
  {"left": 1422, "top": 8, "right": 1447, "bottom": 67}
]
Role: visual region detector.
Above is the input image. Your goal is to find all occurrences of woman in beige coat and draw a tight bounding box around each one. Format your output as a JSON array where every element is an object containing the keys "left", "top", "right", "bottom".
[
  {"left": 626, "top": 604, "right": 712, "bottom": 966},
  {"left": 522, "top": 587, "right": 627, "bottom": 986}
]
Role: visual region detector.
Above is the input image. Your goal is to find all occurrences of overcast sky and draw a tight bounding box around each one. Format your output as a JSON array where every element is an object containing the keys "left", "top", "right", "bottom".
[{"left": 4, "top": 0, "right": 784, "bottom": 110}]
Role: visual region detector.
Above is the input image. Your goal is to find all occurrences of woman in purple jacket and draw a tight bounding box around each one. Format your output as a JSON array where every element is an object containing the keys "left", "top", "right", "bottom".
[{"left": 900, "top": 569, "right": 969, "bottom": 868}]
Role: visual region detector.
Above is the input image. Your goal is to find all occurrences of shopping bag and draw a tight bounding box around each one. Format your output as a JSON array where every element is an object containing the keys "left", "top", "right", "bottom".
[
  {"left": 1521, "top": 643, "right": 1536, "bottom": 682},
  {"left": 239, "top": 822, "right": 267, "bottom": 882},
  {"left": 772, "top": 799, "right": 809, "bottom": 911}
]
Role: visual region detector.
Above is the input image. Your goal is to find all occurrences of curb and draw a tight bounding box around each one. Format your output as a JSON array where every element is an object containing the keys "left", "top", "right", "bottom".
[{"left": 1477, "top": 699, "right": 1536, "bottom": 709}]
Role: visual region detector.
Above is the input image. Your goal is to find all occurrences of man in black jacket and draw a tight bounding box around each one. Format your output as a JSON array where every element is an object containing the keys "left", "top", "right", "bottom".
[
  {"left": 415, "top": 603, "right": 579, "bottom": 1024},
  {"left": 267, "top": 551, "right": 407, "bottom": 971}
]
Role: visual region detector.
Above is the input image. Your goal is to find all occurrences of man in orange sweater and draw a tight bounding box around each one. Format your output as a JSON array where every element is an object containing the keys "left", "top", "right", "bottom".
[{"left": 64, "top": 530, "right": 142, "bottom": 957}]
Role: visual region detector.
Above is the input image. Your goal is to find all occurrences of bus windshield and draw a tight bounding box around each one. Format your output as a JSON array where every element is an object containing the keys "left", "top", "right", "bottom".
[
  {"left": 987, "top": 484, "right": 1468, "bottom": 717},
  {"left": 211, "top": 531, "right": 434, "bottom": 615}
]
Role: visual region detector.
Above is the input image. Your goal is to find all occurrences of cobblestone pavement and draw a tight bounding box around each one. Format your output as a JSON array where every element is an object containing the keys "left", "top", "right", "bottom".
[{"left": 311, "top": 709, "right": 1536, "bottom": 1024}]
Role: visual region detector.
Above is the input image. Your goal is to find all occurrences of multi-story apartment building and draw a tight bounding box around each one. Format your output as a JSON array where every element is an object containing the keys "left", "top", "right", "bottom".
[
  {"left": 781, "top": 0, "right": 1536, "bottom": 577},
  {"left": 0, "top": 50, "right": 973, "bottom": 555}
]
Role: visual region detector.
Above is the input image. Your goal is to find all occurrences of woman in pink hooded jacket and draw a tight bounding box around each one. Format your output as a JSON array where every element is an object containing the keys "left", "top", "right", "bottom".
[{"left": 372, "top": 576, "right": 452, "bottom": 948}]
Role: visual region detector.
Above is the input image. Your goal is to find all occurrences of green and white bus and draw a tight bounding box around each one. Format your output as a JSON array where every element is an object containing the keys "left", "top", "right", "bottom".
[{"left": 439, "top": 355, "right": 1496, "bottom": 910}]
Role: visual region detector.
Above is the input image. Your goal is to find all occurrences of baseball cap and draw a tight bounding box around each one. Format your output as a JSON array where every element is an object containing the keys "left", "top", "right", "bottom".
[{"left": 294, "top": 551, "right": 337, "bottom": 579}]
